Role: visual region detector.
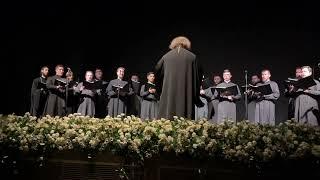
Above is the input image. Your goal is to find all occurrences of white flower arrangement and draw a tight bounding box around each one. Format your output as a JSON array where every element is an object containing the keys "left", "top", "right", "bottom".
[{"left": 0, "top": 114, "right": 320, "bottom": 165}]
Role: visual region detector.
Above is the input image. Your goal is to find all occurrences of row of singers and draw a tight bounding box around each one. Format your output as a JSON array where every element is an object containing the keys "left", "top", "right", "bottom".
[
  {"left": 30, "top": 65, "right": 320, "bottom": 126},
  {"left": 30, "top": 65, "right": 159, "bottom": 120},
  {"left": 195, "top": 66, "right": 319, "bottom": 126}
]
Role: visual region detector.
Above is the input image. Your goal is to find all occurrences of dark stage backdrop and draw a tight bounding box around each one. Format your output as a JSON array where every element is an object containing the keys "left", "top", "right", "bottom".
[{"left": 1, "top": 1, "right": 319, "bottom": 123}]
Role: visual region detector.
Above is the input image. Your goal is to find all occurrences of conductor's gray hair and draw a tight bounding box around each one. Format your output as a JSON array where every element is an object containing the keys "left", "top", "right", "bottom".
[{"left": 169, "top": 36, "right": 191, "bottom": 50}]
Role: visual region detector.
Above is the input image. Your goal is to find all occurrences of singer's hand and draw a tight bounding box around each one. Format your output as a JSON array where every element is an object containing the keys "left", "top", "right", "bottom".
[
  {"left": 289, "top": 85, "right": 294, "bottom": 92},
  {"left": 227, "top": 96, "right": 233, "bottom": 101},
  {"left": 304, "top": 89, "right": 310, "bottom": 93},
  {"left": 221, "top": 95, "right": 228, "bottom": 99},
  {"left": 200, "top": 89, "right": 205, "bottom": 95}
]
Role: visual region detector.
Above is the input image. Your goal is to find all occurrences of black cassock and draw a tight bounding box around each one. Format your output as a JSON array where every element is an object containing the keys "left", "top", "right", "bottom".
[
  {"left": 30, "top": 76, "right": 48, "bottom": 117},
  {"left": 155, "top": 47, "right": 203, "bottom": 119},
  {"left": 128, "top": 80, "right": 142, "bottom": 117},
  {"left": 66, "top": 81, "right": 79, "bottom": 115},
  {"left": 43, "top": 75, "right": 66, "bottom": 117},
  {"left": 94, "top": 79, "right": 108, "bottom": 118}
]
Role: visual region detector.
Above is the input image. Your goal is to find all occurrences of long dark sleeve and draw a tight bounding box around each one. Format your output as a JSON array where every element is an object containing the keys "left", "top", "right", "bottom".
[
  {"left": 46, "top": 77, "right": 57, "bottom": 90},
  {"left": 193, "top": 58, "right": 203, "bottom": 107},
  {"left": 31, "top": 78, "right": 38, "bottom": 96},
  {"left": 107, "top": 81, "right": 116, "bottom": 97},
  {"left": 140, "top": 85, "right": 149, "bottom": 97},
  {"left": 232, "top": 85, "right": 242, "bottom": 101},
  {"left": 155, "top": 57, "right": 164, "bottom": 94}
]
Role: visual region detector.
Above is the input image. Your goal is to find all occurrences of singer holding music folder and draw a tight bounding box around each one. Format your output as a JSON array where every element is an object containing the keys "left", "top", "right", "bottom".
[
  {"left": 195, "top": 77, "right": 211, "bottom": 120},
  {"left": 214, "top": 70, "right": 241, "bottom": 123},
  {"left": 242, "top": 75, "right": 261, "bottom": 123},
  {"left": 106, "top": 67, "right": 132, "bottom": 117},
  {"left": 43, "top": 64, "right": 66, "bottom": 117},
  {"left": 128, "top": 75, "right": 142, "bottom": 117},
  {"left": 284, "top": 67, "right": 303, "bottom": 119},
  {"left": 254, "top": 70, "right": 280, "bottom": 125},
  {"left": 206, "top": 75, "right": 222, "bottom": 122},
  {"left": 140, "top": 72, "right": 159, "bottom": 120},
  {"left": 294, "top": 66, "right": 320, "bottom": 126},
  {"left": 75, "top": 71, "right": 96, "bottom": 117},
  {"left": 94, "top": 68, "right": 109, "bottom": 118},
  {"left": 30, "top": 66, "right": 49, "bottom": 117}
]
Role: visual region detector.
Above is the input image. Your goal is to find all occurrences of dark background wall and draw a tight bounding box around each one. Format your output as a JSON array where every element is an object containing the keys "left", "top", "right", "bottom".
[{"left": 1, "top": 1, "right": 319, "bottom": 123}]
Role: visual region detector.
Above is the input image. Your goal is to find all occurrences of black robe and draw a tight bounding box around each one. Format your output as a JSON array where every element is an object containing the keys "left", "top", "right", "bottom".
[
  {"left": 94, "top": 79, "right": 108, "bottom": 118},
  {"left": 155, "top": 47, "right": 203, "bottom": 120},
  {"left": 66, "top": 81, "right": 79, "bottom": 115},
  {"left": 43, "top": 75, "right": 66, "bottom": 117},
  {"left": 128, "top": 80, "right": 142, "bottom": 117},
  {"left": 30, "top": 76, "right": 48, "bottom": 117}
]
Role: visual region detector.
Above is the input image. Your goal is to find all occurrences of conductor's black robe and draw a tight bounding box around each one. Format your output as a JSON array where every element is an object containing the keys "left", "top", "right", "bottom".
[
  {"left": 30, "top": 76, "right": 48, "bottom": 117},
  {"left": 155, "top": 47, "right": 203, "bottom": 120},
  {"left": 43, "top": 75, "right": 66, "bottom": 117}
]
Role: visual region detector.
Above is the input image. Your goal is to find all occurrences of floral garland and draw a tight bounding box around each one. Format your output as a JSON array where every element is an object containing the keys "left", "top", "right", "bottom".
[{"left": 1, "top": 113, "right": 320, "bottom": 165}]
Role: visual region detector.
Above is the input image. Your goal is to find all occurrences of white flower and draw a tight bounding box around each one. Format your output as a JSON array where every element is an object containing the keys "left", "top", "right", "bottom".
[
  {"left": 167, "top": 136, "right": 174, "bottom": 143},
  {"left": 192, "top": 132, "right": 197, "bottom": 138},
  {"left": 125, "top": 133, "right": 131, "bottom": 139},
  {"left": 235, "top": 145, "right": 242, "bottom": 150},
  {"left": 133, "top": 138, "right": 141, "bottom": 147}
]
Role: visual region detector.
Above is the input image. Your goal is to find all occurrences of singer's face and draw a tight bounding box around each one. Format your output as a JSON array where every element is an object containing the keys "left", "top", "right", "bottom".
[
  {"left": 302, "top": 68, "right": 312, "bottom": 78},
  {"left": 67, "top": 75, "right": 74, "bottom": 81},
  {"left": 85, "top": 72, "right": 93, "bottom": 81},
  {"left": 261, "top": 71, "right": 271, "bottom": 82},
  {"left": 117, "top": 69, "right": 125, "bottom": 79},
  {"left": 131, "top": 75, "right": 139, "bottom": 82},
  {"left": 251, "top": 75, "right": 260, "bottom": 84},
  {"left": 147, "top": 74, "right": 155, "bottom": 83},
  {"left": 213, "top": 76, "right": 221, "bottom": 85},
  {"left": 95, "top": 70, "right": 103, "bottom": 79},
  {"left": 223, "top": 72, "right": 231, "bottom": 81},
  {"left": 55, "top": 67, "right": 64, "bottom": 76},
  {"left": 295, "top": 68, "right": 303, "bottom": 78},
  {"left": 42, "top": 67, "right": 49, "bottom": 76}
]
